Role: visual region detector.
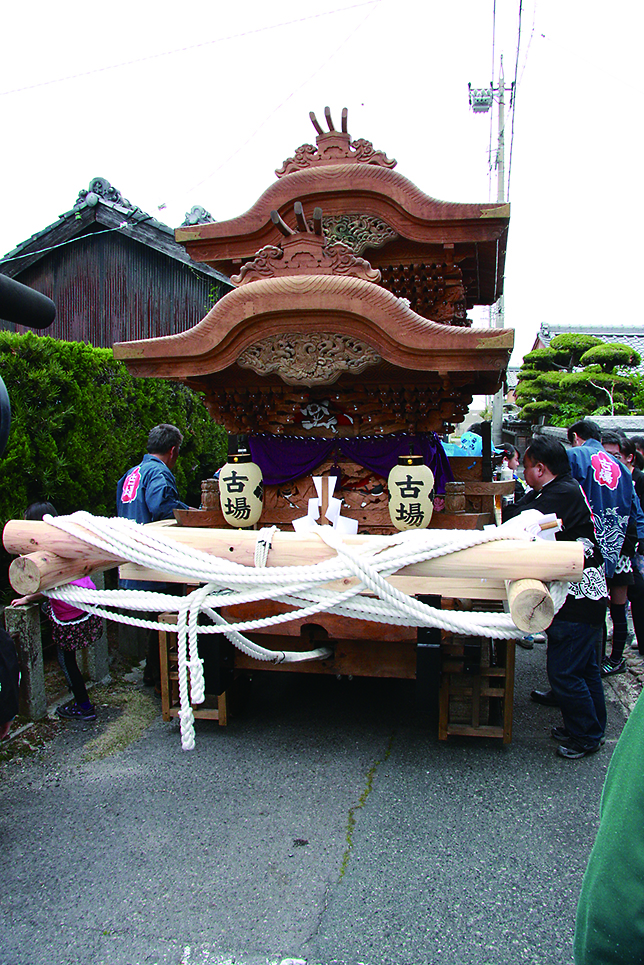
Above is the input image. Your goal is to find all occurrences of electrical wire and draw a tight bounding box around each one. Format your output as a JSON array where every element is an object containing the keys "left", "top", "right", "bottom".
[
  {"left": 517, "top": 0, "right": 537, "bottom": 88},
  {"left": 0, "top": 1, "right": 379, "bottom": 97},
  {"left": 0, "top": 213, "right": 153, "bottom": 265},
  {"left": 488, "top": 0, "right": 497, "bottom": 202},
  {"left": 506, "top": 0, "right": 524, "bottom": 199},
  {"left": 164, "top": 0, "right": 383, "bottom": 206}
]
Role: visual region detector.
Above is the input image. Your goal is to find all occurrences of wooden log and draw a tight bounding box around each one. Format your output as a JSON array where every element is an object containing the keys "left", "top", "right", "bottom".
[
  {"left": 3, "top": 519, "right": 584, "bottom": 595},
  {"left": 117, "top": 566, "right": 510, "bottom": 603},
  {"left": 8, "top": 551, "right": 105, "bottom": 595},
  {"left": 505, "top": 579, "right": 555, "bottom": 633}
]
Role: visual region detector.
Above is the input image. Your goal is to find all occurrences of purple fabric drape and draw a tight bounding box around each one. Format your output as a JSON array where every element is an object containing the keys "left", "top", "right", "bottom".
[{"left": 248, "top": 433, "right": 454, "bottom": 492}]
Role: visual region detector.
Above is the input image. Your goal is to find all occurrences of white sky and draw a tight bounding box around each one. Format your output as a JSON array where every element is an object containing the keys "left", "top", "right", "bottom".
[{"left": 1, "top": 0, "right": 642, "bottom": 367}]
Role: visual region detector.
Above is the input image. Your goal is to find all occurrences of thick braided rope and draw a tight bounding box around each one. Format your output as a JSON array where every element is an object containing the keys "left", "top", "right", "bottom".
[
  {"left": 39, "top": 513, "right": 565, "bottom": 748},
  {"left": 254, "top": 526, "right": 278, "bottom": 568},
  {"left": 43, "top": 513, "right": 552, "bottom": 640}
]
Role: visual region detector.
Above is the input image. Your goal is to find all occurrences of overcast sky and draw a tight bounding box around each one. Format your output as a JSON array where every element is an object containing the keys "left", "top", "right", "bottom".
[{"left": 1, "top": 0, "right": 641, "bottom": 366}]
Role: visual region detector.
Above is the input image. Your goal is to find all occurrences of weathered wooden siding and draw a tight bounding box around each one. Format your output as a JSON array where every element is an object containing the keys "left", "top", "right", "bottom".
[{"left": 0, "top": 230, "right": 224, "bottom": 348}]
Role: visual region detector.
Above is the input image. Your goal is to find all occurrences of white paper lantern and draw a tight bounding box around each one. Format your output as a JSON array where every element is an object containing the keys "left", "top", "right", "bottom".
[
  {"left": 387, "top": 453, "right": 434, "bottom": 531},
  {"left": 219, "top": 449, "right": 263, "bottom": 527}
]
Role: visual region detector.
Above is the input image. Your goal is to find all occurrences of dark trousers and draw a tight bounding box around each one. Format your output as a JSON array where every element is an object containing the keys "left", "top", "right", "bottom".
[{"left": 546, "top": 619, "right": 606, "bottom": 749}]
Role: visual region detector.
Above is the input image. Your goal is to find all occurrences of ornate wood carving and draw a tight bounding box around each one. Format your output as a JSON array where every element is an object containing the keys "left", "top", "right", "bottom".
[
  {"left": 176, "top": 158, "right": 510, "bottom": 307},
  {"left": 195, "top": 377, "right": 474, "bottom": 437},
  {"left": 276, "top": 138, "right": 396, "bottom": 177},
  {"left": 275, "top": 109, "right": 396, "bottom": 177},
  {"left": 379, "top": 263, "right": 469, "bottom": 325},
  {"left": 237, "top": 333, "right": 381, "bottom": 385},
  {"left": 307, "top": 214, "right": 397, "bottom": 255},
  {"left": 117, "top": 110, "right": 513, "bottom": 435},
  {"left": 231, "top": 236, "right": 381, "bottom": 286}
]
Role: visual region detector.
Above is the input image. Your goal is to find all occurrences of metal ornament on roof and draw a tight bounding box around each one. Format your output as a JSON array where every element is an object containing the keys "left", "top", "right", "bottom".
[
  {"left": 74, "top": 177, "right": 130, "bottom": 209},
  {"left": 219, "top": 449, "right": 264, "bottom": 528},
  {"left": 387, "top": 451, "right": 435, "bottom": 531}
]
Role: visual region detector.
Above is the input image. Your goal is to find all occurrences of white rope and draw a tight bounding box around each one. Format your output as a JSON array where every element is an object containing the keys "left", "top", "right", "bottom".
[
  {"left": 38, "top": 512, "right": 564, "bottom": 749},
  {"left": 254, "top": 526, "right": 278, "bottom": 567}
]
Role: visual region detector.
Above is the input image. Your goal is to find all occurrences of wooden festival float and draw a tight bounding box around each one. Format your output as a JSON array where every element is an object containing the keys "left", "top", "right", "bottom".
[{"left": 4, "top": 110, "right": 582, "bottom": 745}]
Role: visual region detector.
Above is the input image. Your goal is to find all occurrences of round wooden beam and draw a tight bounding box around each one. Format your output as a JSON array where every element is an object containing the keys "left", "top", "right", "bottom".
[
  {"left": 505, "top": 579, "right": 555, "bottom": 633},
  {"left": 3, "top": 520, "right": 584, "bottom": 596}
]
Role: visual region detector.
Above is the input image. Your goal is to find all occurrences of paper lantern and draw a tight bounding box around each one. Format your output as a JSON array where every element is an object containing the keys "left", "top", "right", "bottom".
[
  {"left": 219, "top": 449, "right": 263, "bottom": 527},
  {"left": 387, "top": 452, "right": 434, "bottom": 531}
]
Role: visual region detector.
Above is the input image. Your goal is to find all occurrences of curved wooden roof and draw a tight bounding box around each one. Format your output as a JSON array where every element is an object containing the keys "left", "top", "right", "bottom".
[
  {"left": 114, "top": 272, "right": 512, "bottom": 382},
  {"left": 176, "top": 164, "right": 509, "bottom": 305},
  {"left": 174, "top": 109, "right": 509, "bottom": 308},
  {"left": 115, "top": 112, "right": 513, "bottom": 433}
]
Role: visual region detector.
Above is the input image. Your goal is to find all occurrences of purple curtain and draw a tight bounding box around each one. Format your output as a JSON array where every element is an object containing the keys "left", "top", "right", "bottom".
[{"left": 248, "top": 433, "right": 454, "bottom": 492}]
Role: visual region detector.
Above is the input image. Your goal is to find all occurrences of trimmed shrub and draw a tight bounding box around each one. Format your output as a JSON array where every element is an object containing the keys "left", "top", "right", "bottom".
[
  {"left": 579, "top": 343, "right": 641, "bottom": 372},
  {"left": 0, "top": 332, "right": 227, "bottom": 523}
]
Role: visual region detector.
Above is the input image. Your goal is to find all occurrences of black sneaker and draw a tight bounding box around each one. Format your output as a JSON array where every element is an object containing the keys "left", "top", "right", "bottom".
[
  {"left": 56, "top": 701, "right": 96, "bottom": 721},
  {"left": 601, "top": 658, "right": 627, "bottom": 677},
  {"left": 551, "top": 726, "right": 605, "bottom": 746},
  {"left": 557, "top": 740, "right": 601, "bottom": 760}
]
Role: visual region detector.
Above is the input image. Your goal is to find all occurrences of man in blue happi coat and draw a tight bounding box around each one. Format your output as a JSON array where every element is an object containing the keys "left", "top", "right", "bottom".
[
  {"left": 567, "top": 420, "right": 644, "bottom": 676},
  {"left": 117, "top": 424, "right": 190, "bottom": 686}
]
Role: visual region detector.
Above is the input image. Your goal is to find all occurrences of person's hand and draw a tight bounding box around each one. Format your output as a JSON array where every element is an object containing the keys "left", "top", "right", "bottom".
[{"left": 10, "top": 596, "right": 32, "bottom": 607}]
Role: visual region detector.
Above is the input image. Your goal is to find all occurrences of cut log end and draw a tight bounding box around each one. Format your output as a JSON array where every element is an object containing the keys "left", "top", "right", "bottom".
[
  {"left": 506, "top": 579, "right": 555, "bottom": 633},
  {"left": 9, "top": 556, "right": 42, "bottom": 595}
]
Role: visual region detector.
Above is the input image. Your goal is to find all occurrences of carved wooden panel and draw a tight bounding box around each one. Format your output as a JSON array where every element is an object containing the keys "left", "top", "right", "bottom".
[{"left": 236, "top": 333, "right": 381, "bottom": 386}]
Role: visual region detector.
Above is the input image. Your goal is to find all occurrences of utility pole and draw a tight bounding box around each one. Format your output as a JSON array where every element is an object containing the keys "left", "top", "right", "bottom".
[{"left": 468, "top": 57, "right": 513, "bottom": 445}]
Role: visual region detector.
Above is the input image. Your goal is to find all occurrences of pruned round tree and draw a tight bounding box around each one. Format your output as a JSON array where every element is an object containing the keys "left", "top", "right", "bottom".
[{"left": 516, "top": 337, "right": 642, "bottom": 424}]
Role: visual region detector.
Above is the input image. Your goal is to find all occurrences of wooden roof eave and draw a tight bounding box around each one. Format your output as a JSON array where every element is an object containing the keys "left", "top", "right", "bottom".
[
  {"left": 176, "top": 165, "right": 510, "bottom": 266},
  {"left": 0, "top": 206, "right": 98, "bottom": 278},
  {"left": 1, "top": 201, "right": 231, "bottom": 287},
  {"left": 113, "top": 274, "right": 513, "bottom": 381}
]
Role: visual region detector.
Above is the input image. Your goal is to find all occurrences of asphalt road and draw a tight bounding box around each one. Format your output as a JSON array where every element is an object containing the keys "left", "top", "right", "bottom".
[{"left": 0, "top": 645, "right": 628, "bottom": 965}]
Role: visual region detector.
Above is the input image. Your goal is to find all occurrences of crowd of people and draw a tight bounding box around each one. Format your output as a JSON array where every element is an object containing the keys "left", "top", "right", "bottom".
[
  {"left": 498, "top": 419, "right": 644, "bottom": 963},
  {"left": 503, "top": 419, "right": 644, "bottom": 756}
]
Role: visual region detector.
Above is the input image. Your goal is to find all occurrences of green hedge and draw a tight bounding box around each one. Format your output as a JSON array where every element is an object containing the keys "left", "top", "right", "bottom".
[{"left": 0, "top": 331, "right": 227, "bottom": 523}]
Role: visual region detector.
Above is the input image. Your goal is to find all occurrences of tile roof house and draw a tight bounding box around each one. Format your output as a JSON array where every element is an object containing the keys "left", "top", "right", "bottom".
[{"left": 0, "top": 178, "right": 232, "bottom": 348}]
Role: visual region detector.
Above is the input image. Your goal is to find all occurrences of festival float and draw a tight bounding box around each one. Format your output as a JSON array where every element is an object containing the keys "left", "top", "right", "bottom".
[{"left": 4, "top": 109, "right": 582, "bottom": 748}]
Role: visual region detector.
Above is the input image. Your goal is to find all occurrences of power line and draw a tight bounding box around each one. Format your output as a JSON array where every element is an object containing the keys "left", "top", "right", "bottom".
[
  {"left": 1, "top": 1, "right": 379, "bottom": 96},
  {"left": 488, "top": 0, "right": 497, "bottom": 201},
  {"left": 163, "top": 0, "right": 383, "bottom": 207},
  {"left": 0, "top": 226, "right": 126, "bottom": 265},
  {"left": 517, "top": 0, "right": 537, "bottom": 88},
  {"left": 506, "top": 0, "right": 524, "bottom": 199},
  {"left": 0, "top": 212, "right": 155, "bottom": 265}
]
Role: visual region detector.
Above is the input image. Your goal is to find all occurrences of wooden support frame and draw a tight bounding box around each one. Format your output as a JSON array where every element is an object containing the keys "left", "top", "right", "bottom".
[
  {"left": 158, "top": 612, "right": 228, "bottom": 726},
  {"left": 438, "top": 635, "right": 515, "bottom": 744}
]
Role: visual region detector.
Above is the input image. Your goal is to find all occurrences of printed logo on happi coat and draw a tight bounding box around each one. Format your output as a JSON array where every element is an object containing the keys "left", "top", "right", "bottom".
[
  {"left": 591, "top": 452, "right": 620, "bottom": 490},
  {"left": 121, "top": 466, "right": 141, "bottom": 503}
]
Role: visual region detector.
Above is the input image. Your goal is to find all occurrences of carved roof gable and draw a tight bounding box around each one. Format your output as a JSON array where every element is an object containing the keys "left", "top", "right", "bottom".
[
  {"left": 276, "top": 107, "right": 396, "bottom": 177},
  {"left": 231, "top": 205, "right": 381, "bottom": 286}
]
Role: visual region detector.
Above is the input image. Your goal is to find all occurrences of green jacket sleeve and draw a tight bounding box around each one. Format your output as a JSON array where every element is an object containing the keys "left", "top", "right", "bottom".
[{"left": 574, "top": 690, "right": 644, "bottom": 964}]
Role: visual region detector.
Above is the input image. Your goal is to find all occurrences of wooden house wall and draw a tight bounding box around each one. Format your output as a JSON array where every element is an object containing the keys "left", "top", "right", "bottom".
[{"left": 0, "top": 230, "right": 222, "bottom": 348}]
